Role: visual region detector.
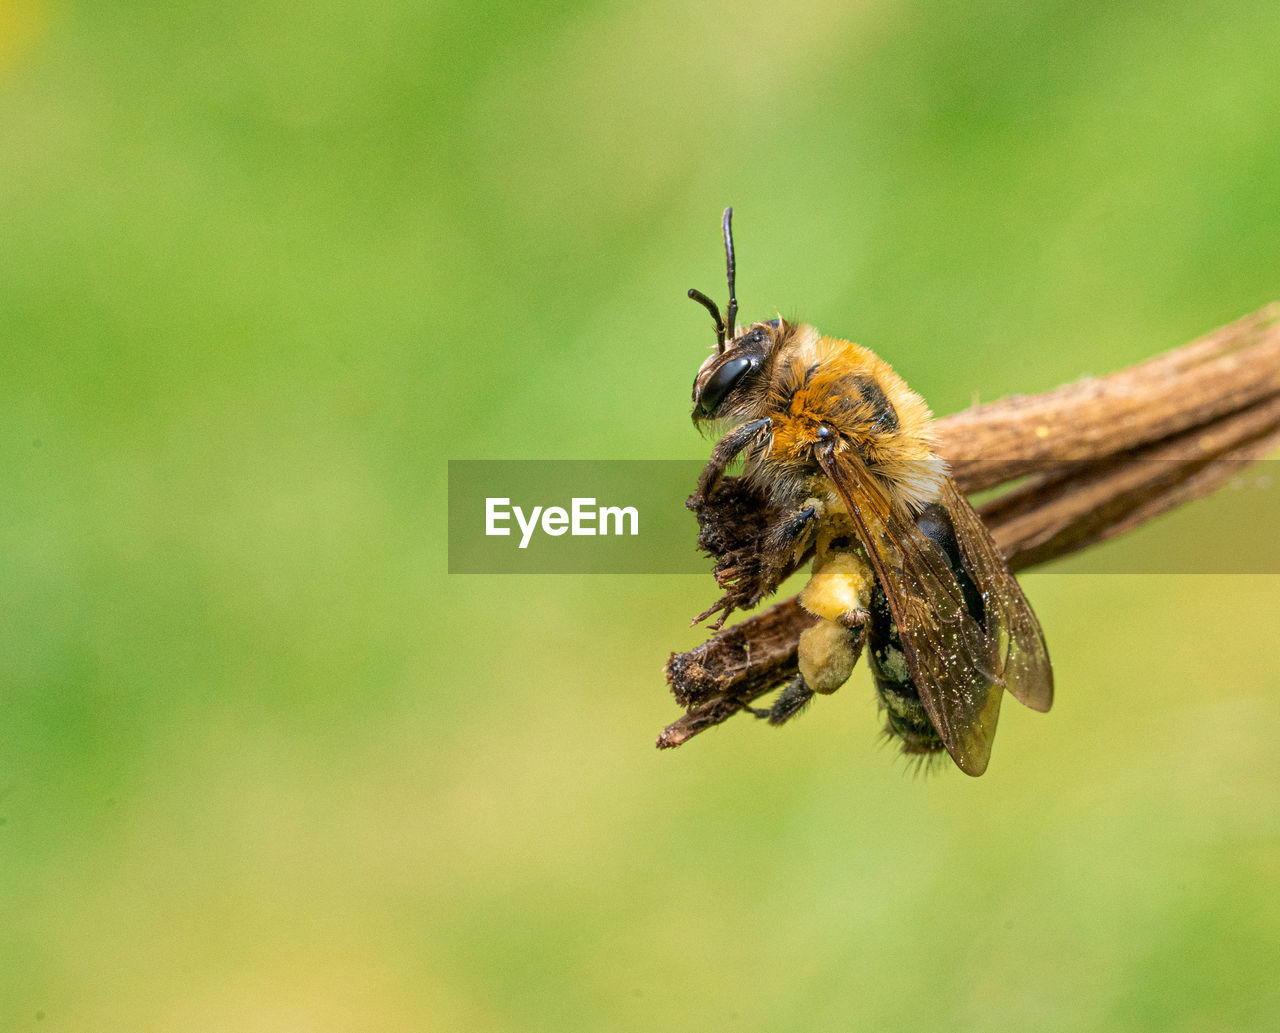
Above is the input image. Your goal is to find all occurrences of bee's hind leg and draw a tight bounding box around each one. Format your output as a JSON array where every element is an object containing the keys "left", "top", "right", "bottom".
[
  {"left": 802, "top": 619, "right": 866, "bottom": 690},
  {"left": 752, "top": 674, "right": 815, "bottom": 725},
  {"left": 749, "top": 620, "right": 867, "bottom": 726}
]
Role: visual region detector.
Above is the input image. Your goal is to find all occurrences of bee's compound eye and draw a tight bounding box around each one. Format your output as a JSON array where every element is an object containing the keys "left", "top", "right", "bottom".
[{"left": 697, "top": 356, "right": 754, "bottom": 415}]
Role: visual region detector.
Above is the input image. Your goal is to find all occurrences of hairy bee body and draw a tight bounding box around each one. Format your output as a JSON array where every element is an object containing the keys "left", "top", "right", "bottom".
[
  {"left": 743, "top": 327, "right": 941, "bottom": 512},
  {"left": 687, "top": 209, "right": 1052, "bottom": 775}
]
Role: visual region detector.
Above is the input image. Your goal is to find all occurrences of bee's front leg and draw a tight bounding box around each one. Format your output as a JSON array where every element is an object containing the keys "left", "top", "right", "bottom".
[{"left": 691, "top": 417, "right": 771, "bottom": 506}]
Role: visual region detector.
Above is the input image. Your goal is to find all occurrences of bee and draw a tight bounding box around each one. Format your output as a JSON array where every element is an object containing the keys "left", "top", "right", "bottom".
[{"left": 687, "top": 208, "right": 1053, "bottom": 775}]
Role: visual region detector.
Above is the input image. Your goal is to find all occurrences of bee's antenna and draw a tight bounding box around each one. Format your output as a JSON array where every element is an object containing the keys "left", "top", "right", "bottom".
[
  {"left": 722, "top": 207, "right": 738, "bottom": 338},
  {"left": 687, "top": 288, "right": 726, "bottom": 351}
]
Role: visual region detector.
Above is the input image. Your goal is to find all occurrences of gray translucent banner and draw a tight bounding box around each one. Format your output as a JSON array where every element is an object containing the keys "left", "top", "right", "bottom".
[{"left": 447, "top": 459, "right": 1280, "bottom": 574}]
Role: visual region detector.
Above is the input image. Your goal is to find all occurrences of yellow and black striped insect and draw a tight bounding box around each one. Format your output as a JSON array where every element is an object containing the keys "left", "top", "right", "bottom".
[{"left": 687, "top": 208, "right": 1053, "bottom": 775}]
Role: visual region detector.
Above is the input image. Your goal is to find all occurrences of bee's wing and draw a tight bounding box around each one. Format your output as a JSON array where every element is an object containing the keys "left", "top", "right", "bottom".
[
  {"left": 939, "top": 478, "right": 1054, "bottom": 714},
  {"left": 816, "top": 450, "right": 1008, "bottom": 775}
]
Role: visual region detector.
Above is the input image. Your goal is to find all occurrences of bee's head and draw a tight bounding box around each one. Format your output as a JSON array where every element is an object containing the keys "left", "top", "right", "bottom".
[
  {"left": 691, "top": 319, "right": 784, "bottom": 423},
  {"left": 687, "top": 207, "right": 785, "bottom": 424}
]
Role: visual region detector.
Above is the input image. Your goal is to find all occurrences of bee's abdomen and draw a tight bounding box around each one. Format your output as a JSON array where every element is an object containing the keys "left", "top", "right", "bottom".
[
  {"left": 867, "top": 582, "right": 945, "bottom": 756},
  {"left": 915, "top": 503, "right": 986, "bottom": 630},
  {"left": 869, "top": 502, "right": 986, "bottom": 757}
]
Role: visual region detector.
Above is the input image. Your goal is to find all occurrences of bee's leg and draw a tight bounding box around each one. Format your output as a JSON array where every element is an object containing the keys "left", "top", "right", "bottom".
[
  {"left": 757, "top": 547, "right": 874, "bottom": 724},
  {"left": 737, "top": 503, "right": 820, "bottom": 607},
  {"left": 799, "top": 551, "right": 873, "bottom": 629},
  {"left": 798, "top": 619, "right": 866, "bottom": 698},
  {"left": 748, "top": 621, "right": 867, "bottom": 725},
  {"left": 744, "top": 674, "right": 815, "bottom": 724},
  {"left": 742, "top": 675, "right": 819, "bottom": 721},
  {"left": 692, "top": 417, "right": 771, "bottom": 504},
  {"left": 763, "top": 503, "right": 818, "bottom": 558},
  {"left": 765, "top": 674, "right": 815, "bottom": 725}
]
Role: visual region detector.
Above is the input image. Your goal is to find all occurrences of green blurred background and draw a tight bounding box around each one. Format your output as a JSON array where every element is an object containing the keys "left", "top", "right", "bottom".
[{"left": 4, "top": 1, "right": 1280, "bottom": 1030}]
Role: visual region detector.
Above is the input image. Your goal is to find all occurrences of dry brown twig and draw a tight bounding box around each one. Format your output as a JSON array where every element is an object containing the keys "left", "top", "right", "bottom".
[{"left": 659, "top": 303, "right": 1280, "bottom": 749}]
